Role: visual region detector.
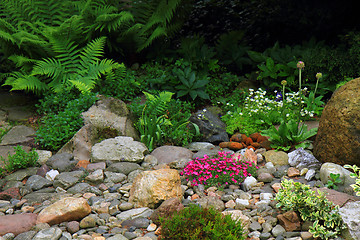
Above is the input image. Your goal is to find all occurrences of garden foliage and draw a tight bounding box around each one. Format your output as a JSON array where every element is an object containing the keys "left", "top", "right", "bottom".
[
  {"left": 0, "top": 145, "right": 38, "bottom": 174},
  {"left": 276, "top": 179, "right": 345, "bottom": 240},
  {"left": 159, "top": 204, "right": 245, "bottom": 240}
]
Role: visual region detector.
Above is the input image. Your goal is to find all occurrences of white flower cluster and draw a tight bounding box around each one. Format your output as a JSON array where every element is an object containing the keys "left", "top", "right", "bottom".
[{"left": 226, "top": 88, "right": 314, "bottom": 119}]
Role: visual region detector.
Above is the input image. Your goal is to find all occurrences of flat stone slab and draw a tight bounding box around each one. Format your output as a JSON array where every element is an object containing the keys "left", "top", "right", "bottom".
[
  {"left": 0, "top": 125, "right": 35, "bottom": 146},
  {"left": 317, "top": 188, "right": 360, "bottom": 207}
]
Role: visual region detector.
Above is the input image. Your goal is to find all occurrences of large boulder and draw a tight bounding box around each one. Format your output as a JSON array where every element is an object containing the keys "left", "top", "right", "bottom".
[
  {"left": 314, "top": 78, "right": 360, "bottom": 165},
  {"left": 190, "top": 107, "right": 229, "bottom": 143},
  {"left": 58, "top": 96, "right": 139, "bottom": 161},
  {"left": 37, "top": 197, "right": 91, "bottom": 225},
  {"left": 129, "top": 169, "right": 183, "bottom": 208},
  {"left": 91, "top": 136, "right": 148, "bottom": 163}
]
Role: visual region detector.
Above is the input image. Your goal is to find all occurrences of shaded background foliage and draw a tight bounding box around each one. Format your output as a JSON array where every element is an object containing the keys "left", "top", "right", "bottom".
[{"left": 180, "top": 0, "right": 359, "bottom": 49}]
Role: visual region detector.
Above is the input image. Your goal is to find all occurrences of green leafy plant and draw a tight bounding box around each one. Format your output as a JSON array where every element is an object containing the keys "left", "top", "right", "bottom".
[
  {"left": 256, "top": 57, "right": 298, "bottom": 88},
  {"left": 344, "top": 164, "right": 360, "bottom": 196},
  {"left": 35, "top": 93, "right": 98, "bottom": 151},
  {"left": 275, "top": 179, "right": 346, "bottom": 240},
  {"left": 261, "top": 119, "right": 317, "bottom": 151},
  {"left": 0, "top": 145, "right": 38, "bottom": 173},
  {"left": 133, "top": 91, "right": 198, "bottom": 151},
  {"left": 4, "top": 36, "right": 121, "bottom": 94},
  {"left": 325, "top": 173, "right": 342, "bottom": 190},
  {"left": 181, "top": 151, "right": 258, "bottom": 189},
  {"left": 173, "top": 66, "right": 209, "bottom": 100},
  {"left": 159, "top": 204, "right": 246, "bottom": 240}
]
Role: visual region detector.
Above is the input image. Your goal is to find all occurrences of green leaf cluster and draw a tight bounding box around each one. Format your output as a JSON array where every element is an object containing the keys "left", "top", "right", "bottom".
[
  {"left": 344, "top": 165, "right": 360, "bottom": 196},
  {"left": 261, "top": 119, "right": 317, "bottom": 151},
  {"left": 275, "top": 179, "right": 346, "bottom": 240},
  {"left": 133, "top": 91, "right": 198, "bottom": 151},
  {"left": 35, "top": 92, "right": 98, "bottom": 151},
  {"left": 324, "top": 173, "right": 342, "bottom": 190},
  {"left": 160, "top": 204, "right": 245, "bottom": 240},
  {"left": 0, "top": 145, "right": 38, "bottom": 174}
]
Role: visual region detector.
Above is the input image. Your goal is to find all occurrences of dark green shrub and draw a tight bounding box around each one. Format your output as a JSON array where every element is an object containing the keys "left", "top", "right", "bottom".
[
  {"left": 1, "top": 145, "right": 38, "bottom": 173},
  {"left": 159, "top": 204, "right": 245, "bottom": 240},
  {"left": 35, "top": 93, "right": 98, "bottom": 151}
]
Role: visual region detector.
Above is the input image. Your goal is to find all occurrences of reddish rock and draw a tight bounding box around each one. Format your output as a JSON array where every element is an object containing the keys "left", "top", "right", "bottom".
[
  {"left": 149, "top": 197, "right": 184, "bottom": 224},
  {"left": 37, "top": 197, "right": 91, "bottom": 225},
  {"left": 259, "top": 139, "right": 272, "bottom": 150},
  {"left": 0, "top": 213, "right": 38, "bottom": 236},
  {"left": 230, "top": 133, "right": 246, "bottom": 142},
  {"left": 244, "top": 148, "right": 258, "bottom": 165},
  {"left": 76, "top": 160, "right": 90, "bottom": 169},
  {"left": 245, "top": 137, "right": 253, "bottom": 145},
  {"left": 0, "top": 187, "right": 20, "bottom": 200},
  {"left": 287, "top": 167, "right": 300, "bottom": 177},
  {"left": 272, "top": 183, "right": 282, "bottom": 193},
  {"left": 219, "top": 142, "right": 244, "bottom": 150},
  {"left": 317, "top": 188, "right": 360, "bottom": 207},
  {"left": 249, "top": 133, "right": 261, "bottom": 142},
  {"left": 314, "top": 78, "right": 360, "bottom": 165},
  {"left": 277, "top": 211, "right": 301, "bottom": 232}
]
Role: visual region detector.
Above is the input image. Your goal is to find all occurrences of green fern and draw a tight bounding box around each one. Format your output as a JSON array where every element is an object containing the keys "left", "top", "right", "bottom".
[
  {"left": 4, "top": 36, "right": 121, "bottom": 94},
  {"left": 124, "top": 0, "right": 192, "bottom": 52}
]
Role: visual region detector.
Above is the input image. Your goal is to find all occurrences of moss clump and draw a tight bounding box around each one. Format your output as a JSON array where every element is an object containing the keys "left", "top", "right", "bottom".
[{"left": 159, "top": 204, "right": 245, "bottom": 240}]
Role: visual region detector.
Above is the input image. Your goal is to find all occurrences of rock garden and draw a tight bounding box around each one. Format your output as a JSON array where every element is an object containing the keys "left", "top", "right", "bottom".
[
  {"left": 0, "top": 76, "right": 359, "bottom": 240},
  {"left": 1, "top": 2, "right": 360, "bottom": 240}
]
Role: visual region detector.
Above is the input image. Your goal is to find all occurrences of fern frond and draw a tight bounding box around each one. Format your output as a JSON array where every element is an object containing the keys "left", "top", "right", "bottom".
[
  {"left": 86, "top": 59, "right": 120, "bottom": 79},
  {"left": 68, "top": 78, "right": 94, "bottom": 94},
  {"left": 95, "top": 11, "right": 134, "bottom": 32},
  {"left": 32, "top": 58, "right": 65, "bottom": 80},
  {"left": 8, "top": 55, "right": 38, "bottom": 68},
  {"left": 79, "top": 37, "right": 106, "bottom": 67},
  {"left": 3, "top": 71, "right": 48, "bottom": 95},
  {"left": 137, "top": 26, "right": 166, "bottom": 52}
]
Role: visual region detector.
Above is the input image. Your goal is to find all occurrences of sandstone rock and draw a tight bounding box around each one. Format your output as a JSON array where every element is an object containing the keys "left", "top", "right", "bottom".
[
  {"left": 263, "top": 150, "right": 289, "bottom": 166},
  {"left": 37, "top": 197, "right": 91, "bottom": 225},
  {"left": 129, "top": 169, "right": 182, "bottom": 208},
  {"left": 257, "top": 172, "right": 274, "bottom": 183},
  {"left": 150, "top": 146, "right": 194, "bottom": 165},
  {"left": 91, "top": 136, "right": 148, "bottom": 163},
  {"left": 244, "top": 148, "right": 258, "bottom": 164},
  {"left": 287, "top": 167, "right": 300, "bottom": 177},
  {"left": 0, "top": 213, "right": 37, "bottom": 236},
  {"left": 277, "top": 211, "right": 301, "bottom": 232},
  {"left": 149, "top": 197, "right": 184, "bottom": 224},
  {"left": 79, "top": 215, "right": 97, "bottom": 228},
  {"left": 314, "top": 78, "right": 360, "bottom": 165},
  {"left": 189, "top": 107, "right": 229, "bottom": 143}
]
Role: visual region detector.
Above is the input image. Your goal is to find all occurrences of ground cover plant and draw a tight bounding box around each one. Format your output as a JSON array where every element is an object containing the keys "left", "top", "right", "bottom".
[
  {"left": 181, "top": 151, "right": 258, "bottom": 189},
  {"left": 0, "top": 145, "right": 38, "bottom": 176},
  {"left": 159, "top": 203, "right": 246, "bottom": 240},
  {"left": 276, "top": 179, "right": 346, "bottom": 240}
]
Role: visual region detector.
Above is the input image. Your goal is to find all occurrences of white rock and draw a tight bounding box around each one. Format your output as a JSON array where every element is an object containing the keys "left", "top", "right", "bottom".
[
  {"left": 35, "top": 150, "right": 53, "bottom": 165},
  {"left": 265, "top": 162, "right": 276, "bottom": 174},
  {"left": 242, "top": 176, "right": 257, "bottom": 191},
  {"left": 320, "top": 162, "right": 345, "bottom": 185},
  {"left": 340, "top": 201, "right": 360, "bottom": 239},
  {"left": 147, "top": 223, "right": 157, "bottom": 232},
  {"left": 260, "top": 193, "right": 273, "bottom": 201},
  {"left": 305, "top": 168, "right": 316, "bottom": 181},
  {"left": 235, "top": 198, "right": 250, "bottom": 209},
  {"left": 45, "top": 169, "right": 59, "bottom": 181}
]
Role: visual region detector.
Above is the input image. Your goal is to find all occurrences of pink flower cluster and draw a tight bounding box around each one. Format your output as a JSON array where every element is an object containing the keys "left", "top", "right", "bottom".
[{"left": 180, "top": 151, "right": 258, "bottom": 187}]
